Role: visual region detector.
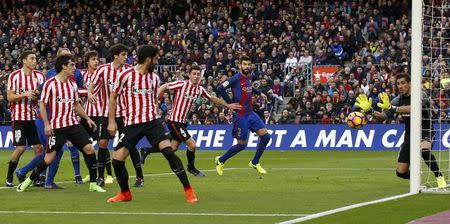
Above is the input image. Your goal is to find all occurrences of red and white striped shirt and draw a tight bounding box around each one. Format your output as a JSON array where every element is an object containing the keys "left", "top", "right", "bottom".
[
  {"left": 40, "top": 76, "right": 80, "bottom": 129},
  {"left": 168, "top": 80, "right": 211, "bottom": 123},
  {"left": 91, "top": 63, "right": 131, "bottom": 117},
  {"left": 7, "top": 69, "right": 45, "bottom": 121},
  {"left": 81, "top": 69, "right": 102, "bottom": 117},
  {"left": 113, "top": 67, "right": 160, "bottom": 126}
]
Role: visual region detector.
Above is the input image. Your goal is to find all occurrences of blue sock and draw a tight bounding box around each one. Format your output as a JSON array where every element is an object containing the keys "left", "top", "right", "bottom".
[
  {"left": 17, "top": 153, "right": 45, "bottom": 175},
  {"left": 46, "top": 149, "right": 64, "bottom": 186},
  {"left": 220, "top": 144, "right": 246, "bottom": 163},
  {"left": 252, "top": 133, "right": 271, "bottom": 165},
  {"left": 69, "top": 146, "right": 80, "bottom": 176}
]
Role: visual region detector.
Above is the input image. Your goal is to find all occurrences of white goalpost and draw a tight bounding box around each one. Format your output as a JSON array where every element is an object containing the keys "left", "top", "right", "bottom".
[{"left": 415, "top": 0, "right": 450, "bottom": 193}]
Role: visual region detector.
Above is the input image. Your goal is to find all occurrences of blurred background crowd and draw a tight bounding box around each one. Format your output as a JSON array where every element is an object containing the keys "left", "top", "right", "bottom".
[{"left": 0, "top": 0, "right": 448, "bottom": 125}]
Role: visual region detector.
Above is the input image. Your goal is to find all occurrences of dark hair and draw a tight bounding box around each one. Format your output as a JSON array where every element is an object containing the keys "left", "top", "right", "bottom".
[
  {"left": 240, "top": 55, "right": 251, "bottom": 64},
  {"left": 110, "top": 44, "right": 129, "bottom": 57},
  {"left": 396, "top": 73, "right": 411, "bottom": 83},
  {"left": 190, "top": 64, "right": 201, "bottom": 72},
  {"left": 84, "top": 50, "right": 98, "bottom": 64},
  {"left": 55, "top": 54, "right": 75, "bottom": 73},
  {"left": 137, "top": 45, "right": 159, "bottom": 64},
  {"left": 20, "top": 50, "right": 35, "bottom": 62}
]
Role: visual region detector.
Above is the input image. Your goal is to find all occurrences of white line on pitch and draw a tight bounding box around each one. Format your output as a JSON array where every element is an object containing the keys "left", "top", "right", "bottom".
[
  {"left": 0, "top": 167, "right": 392, "bottom": 190},
  {"left": 0, "top": 210, "right": 308, "bottom": 217},
  {"left": 276, "top": 193, "right": 416, "bottom": 224}
]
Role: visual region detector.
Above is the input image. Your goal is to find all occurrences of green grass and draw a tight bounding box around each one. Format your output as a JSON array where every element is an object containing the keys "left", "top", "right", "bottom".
[{"left": 0, "top": 150, "right": 449, "bottom": 224}]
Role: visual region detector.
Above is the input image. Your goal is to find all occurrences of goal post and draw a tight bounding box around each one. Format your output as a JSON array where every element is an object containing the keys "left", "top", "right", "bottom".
[
  {"left": 410, "top": 0, "right": 422, "bottom": 194},
  {"left": 415, "top": 0, "right": 450, "bottom": 193}
]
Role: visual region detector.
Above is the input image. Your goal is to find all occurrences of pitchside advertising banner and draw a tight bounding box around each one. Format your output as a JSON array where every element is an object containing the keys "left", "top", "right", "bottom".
[
  {"left": 1, "top": 124, "right": 450, "bottom": 150},
  {"left": 312, "top": 66, "right": 340, "bottom": 84}
]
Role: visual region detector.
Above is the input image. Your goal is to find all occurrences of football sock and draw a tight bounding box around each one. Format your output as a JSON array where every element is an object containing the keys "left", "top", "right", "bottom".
[
  {"left": 422, "top": 149, "right": 442, "bottom": 177},
  {"left": 46, "top": 149, "right": 64, "bottom": 185},
  {"left": 105, "top": 149, "right": 112, "bottom": 176},
  {"left": 220, "top": 144, "right": 246, "bottom": 163},
  {"left": 252, "top": 133, "right": 271, "bottom": 164},
  {"left": 7, "top": 160, "right": 19, "bottom": 180},
  {"left": 112, "top": 159, "right": 129, "bottom": 192},
  {"left": 18, "top": 153, "right": 44, "bottom": 175},
  {"left": 143, "top": 147, "right": 160, "bottom": 154},
  {"left": 85, "top": 153, "right": 98, "bottom": 182},
  {"left": 69, "top": 146, "right": 80, "bottom": 176},
  {"left": 161, "top": 147, "right": 190, "bottom": 188},
  {"left": 97, "top": 147, "right": 108, "bottom": 179},
  {"left": 30, "top": 160, "right": 49, "bottom": 181},
  {"left": 186, "top": 149, "right": 195, "bottom": 167},
  {"left": 130, "top": 148, "right": 143, "bottom": 179}
]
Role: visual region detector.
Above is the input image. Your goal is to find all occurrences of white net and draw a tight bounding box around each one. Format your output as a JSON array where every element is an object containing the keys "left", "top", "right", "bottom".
[{"left": 421, "top": 0, "right": 450, "bottom": 192}]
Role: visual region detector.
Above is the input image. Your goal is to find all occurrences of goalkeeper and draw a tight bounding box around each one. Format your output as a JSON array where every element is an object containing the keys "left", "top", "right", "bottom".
[{"left": 355, "top": 73, "right": 447, "bottom": 188}]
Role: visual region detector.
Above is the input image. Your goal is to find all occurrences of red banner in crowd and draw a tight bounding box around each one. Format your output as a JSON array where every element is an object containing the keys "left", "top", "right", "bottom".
[{"left": 312, "top": 66, "right": 340, "bottom": 84}]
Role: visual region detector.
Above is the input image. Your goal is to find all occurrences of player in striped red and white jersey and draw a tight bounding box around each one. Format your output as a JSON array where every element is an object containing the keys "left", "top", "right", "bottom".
[
  {"left": 140, "top": 65, "right": 241, "bottom": 176},
  {"left": 16, "top": 54, "right": 106, "bottom": 193},
  {"left": 5, "top": 51, "right": 45, "bottom": 187},
  {"left": 80, "top": 51, "right": 102, "bottom": 142},
  {"left": 106, "top": 45, "right": 196, "bottom": 203},
  {"left": 88, "top": 44, "right": 143, "bottom": 187}
]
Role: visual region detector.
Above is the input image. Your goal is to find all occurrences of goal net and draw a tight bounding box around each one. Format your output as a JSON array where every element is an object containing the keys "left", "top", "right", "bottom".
[{"left": 418, "top": 0, "right": 450, "bottom": 193}]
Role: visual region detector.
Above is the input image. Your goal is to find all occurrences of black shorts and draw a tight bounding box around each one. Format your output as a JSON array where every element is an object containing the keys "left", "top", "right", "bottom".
[
  {"left": 12, "top": 120, "right": 40, "bottom": 146},
  {"left": 98, "top": 117, "right": 125, "bottom": 140},
  {"left": 167, "top": 120, "right": 190, "bottom": 142},
  {"left": 397, "top": 131, "right": 435, "bottom": 163},
  {"left": 47, "top": 124, "right": 91, "bottom": 153},
  {"left": 80, "top": 116, "right": 101, "bottom": 141},
  {"left": 115, "top": 119, "right": 170, "bottom": 151}
]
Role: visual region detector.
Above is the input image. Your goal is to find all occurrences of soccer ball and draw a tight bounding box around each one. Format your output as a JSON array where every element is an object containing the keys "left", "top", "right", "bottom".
[{"left": 346, "top": 111, "right": 367, "bottom": 129}]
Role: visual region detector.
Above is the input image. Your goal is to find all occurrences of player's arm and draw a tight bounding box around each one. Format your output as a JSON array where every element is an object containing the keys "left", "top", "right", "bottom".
[
  {"left": 74, "top": 100, "right": 97, "bottom": 131},
  {"left": 157, "top": 83, "right": 170, "bottom": 97},
  {"left": 107, "top": 92, "right": 118, "bottom": 136},
  {"left": 209, "top": 95, "right": 242, "bottom": 111},
  {"left": 7, "top": 90, "right": 33, "bottom": 102},
  {"left": 217, "top": 76, "right": 238, "bottom": 104},
  {"left": 40, "top": 82, "right": 53, "bottom": 135}
]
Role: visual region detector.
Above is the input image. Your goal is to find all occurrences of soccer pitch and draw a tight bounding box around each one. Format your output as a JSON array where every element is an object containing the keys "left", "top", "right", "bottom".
[{"left": 0, "top": 150, "right": 449, "bottom": 224}]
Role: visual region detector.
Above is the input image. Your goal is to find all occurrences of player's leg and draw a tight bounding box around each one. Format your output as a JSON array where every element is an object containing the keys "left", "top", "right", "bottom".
[
  {"left": 396, "top": 143, "right": 410, "bottom": 179},
  {"left": 44, "top": 148, "right": 64, "bottom": 189},
  {"left": 139, "top": 145, "right": 158, "bottom": 164},
  {"left": 118, "top": 117, "right": 144, "bottom": 187},
  {"left": 96, "top": 117, "right": 113, "bottom": 184},
  {"left": 145, "top": 119, "right": 197, "bottom": 203},
  {"left": 17, "top": 131, "right": 64, "bottom": 192},
  {"left": 107, "top": 124, "right": 143, "bottom": 202},
  {"left": 6, "top": 121, "right": 27, "bottom": 187},
  {"left": 215, "top": 115, "right": 248, "bottom": 175},
  {"left": 248, "top": 113, "right": 270, "bottom": 174},
  {"left": 420, "top": 139, "right": 446, "bottom": 188},
  {"left": 15, "top": 122, "right": 44, "bottom": 183},
  {"left": 185, "top": 138, "right": 205, "bottom": 177},
  {"left": 67, "top": 141, "right": 81, "bottom": 180},
  {"left": 69, "top": 125, "right": 105, "bottom": 192}
]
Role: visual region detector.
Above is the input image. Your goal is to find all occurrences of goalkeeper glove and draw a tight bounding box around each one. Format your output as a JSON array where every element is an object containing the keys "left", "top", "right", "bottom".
[
  {"left": 355, "top": 94, "right": 373, "bottom": 113},
  {"left": 377, "top": 92, "right": 392, "bottom": 110}
]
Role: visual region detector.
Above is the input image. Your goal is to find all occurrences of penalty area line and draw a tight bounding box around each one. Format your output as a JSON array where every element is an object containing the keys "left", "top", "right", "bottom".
[
  {"left": 0, "top": 210, "right": 309, "bottom": 217},
  {"left": 276, "top": 192, "right": 416, "bottom": 224}
]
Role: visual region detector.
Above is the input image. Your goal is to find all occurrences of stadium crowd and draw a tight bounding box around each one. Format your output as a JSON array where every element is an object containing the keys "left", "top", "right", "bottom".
[{"left": 0, "top": 0, "right": 448, "bottom": 125}]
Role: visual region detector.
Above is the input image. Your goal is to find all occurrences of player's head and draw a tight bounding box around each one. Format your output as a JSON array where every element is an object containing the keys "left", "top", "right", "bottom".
[
  {"left": 84, "top": 51, "right": 99, "bottom": 71},
  {"left": 189, "top": 64, "right": 201, "bottom": 84},
  {"left": 239, "top": 55, "right": 251, "bottom": 76},
  {"left": 20, "top": 50, "right": 37, "bottom": 70},
  {"left": 110, "top": 44, "right": 129, "bottom": 66},
  {"left": 137, "top": 45, "right": 159, "bottom": 73},
  {"left": 55, "top": 54, "right": 76, "bottom": 77},
  {"left": 396, "top": 73, "right": 411, "bottom": 96},
  {"left": 57, "top": 48, "right": 71, "bottom": 56}
]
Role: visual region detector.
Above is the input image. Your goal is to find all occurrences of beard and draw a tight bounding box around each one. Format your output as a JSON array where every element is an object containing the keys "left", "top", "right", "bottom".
[{"left": 242, "top": 68, "right": 250, "bottom": 76}]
